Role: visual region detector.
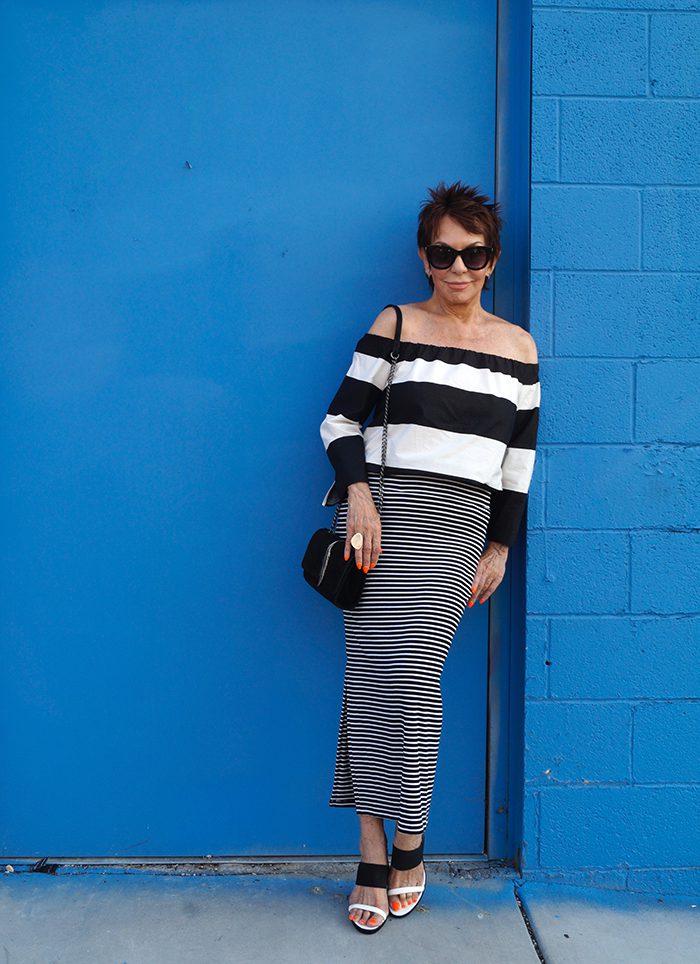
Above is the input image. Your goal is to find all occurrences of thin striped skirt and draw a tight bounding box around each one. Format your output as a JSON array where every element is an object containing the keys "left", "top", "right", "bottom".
[{"left": 328, "top": 468, "right": 491, "bottom": 835}]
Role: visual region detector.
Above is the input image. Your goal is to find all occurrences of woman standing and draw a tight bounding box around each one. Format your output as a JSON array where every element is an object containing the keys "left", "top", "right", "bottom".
[{"left": 319, "top": 181, "right": 541, "bottom": 933}]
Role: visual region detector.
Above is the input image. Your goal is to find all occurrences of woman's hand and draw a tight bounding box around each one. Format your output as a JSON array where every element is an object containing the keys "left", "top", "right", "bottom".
[
  {"left": 468, "top": 541, "right": 508, "bottom": 607},
  {"left": 344, "top": 482, "right": 382, "bottom": 573}
]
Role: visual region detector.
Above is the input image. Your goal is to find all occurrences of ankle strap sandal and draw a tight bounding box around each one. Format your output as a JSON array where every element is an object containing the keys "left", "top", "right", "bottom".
[
  {"left": 388, "top": 833, "right": 427, "bottom": 918},
  {"left": 348, "top": 861, "right": 390, "bottom": 934}
]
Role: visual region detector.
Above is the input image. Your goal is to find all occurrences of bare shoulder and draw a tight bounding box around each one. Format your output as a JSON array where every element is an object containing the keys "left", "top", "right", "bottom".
[
  {"left": 513, "top": 326, "right": 539, "bottom": 365},
  {"left": 495, "top": 316, "right": 539, "bottom": 365},
  {"left": 367, "top": 304, "right": 402, "bottom": 338},
  {"left": 367, "top": 301, "right": 428, "bottom": 340}
]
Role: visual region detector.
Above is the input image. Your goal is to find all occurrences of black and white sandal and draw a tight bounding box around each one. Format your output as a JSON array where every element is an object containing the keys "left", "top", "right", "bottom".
[
  {"left": 348, "top": 861, "right": 390, "bottom": 934},
  {"left": 387, "top": 832, "right": 427, "bottom": 918}
]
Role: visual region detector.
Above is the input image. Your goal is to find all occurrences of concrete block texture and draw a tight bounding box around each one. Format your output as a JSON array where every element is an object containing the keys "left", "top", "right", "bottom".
[
  {"left": 560, "top": 100, "right": 700, "bottom": 183},
  {"left": 546, "top": 445, "right": 700, "bottom": 529},
  {"left": 631, "top": 531, "right": 700, "bottom": 613},
  {"left": 534, "top": 0, "right": 700, "bottom": 8},
  {"left": 533, "top": 10, "right": 647, "bottom": 96},
  {"left": 633, "top": 701, "right": 700, "bottom": 782},
  {"left": 650, "top": 13, "right": 700, "bottom": 96},
  {"left": 637, "top": 359, "right": 700, "bottom": 441},
  {"left": 532, "top": 186, "right": 640, "bottom": 270},
  {"left": 538, "top": 357, "right": 632, "bottom": 443},
  {"left": 528, "top": 0, "right": 700, "bottom": 890},
  {"left": 548, "top": 615, "right": 700, "bottom": 699},
  {"left": 527, "top": 530, "right": 629, "bottom": 615},
  {"left": 525, "top": 700, "right": 632, "bottom": 784},
  {"left": 643, "top": 188, "right": 700, "bottom": 272},
  {"left": 539, "top": 785, "right": 700, "bottom": 867},
  {"left": 553, "top": 272, "right": 700, "bottom": 356}
]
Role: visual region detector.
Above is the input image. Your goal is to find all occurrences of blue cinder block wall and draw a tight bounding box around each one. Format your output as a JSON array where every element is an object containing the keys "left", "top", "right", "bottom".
[{"left": 524, "top": 0, "right": 700, "bottom": 894}]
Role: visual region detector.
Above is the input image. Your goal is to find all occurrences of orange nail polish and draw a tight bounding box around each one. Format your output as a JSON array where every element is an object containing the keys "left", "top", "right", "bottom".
[
  {"left": 480, "top": 598, "right": 485, "bottom": 604},
  {"left": 392, "top": 901, "right": 400, "bottom": 910},
  {"left": 363, "top": 565, "right": 369, "bottom": 573}
]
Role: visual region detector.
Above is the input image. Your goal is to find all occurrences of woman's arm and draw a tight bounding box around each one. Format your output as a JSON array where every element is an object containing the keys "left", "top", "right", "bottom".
[
  {"left": 485, "top": 333, "right": 540, "bottom": 550},
  {"left": 319, "top": 312, "right": 394, "bottom": 504},
  {"left": 469, "top": 333, "right": 540, "bottom": 606}
]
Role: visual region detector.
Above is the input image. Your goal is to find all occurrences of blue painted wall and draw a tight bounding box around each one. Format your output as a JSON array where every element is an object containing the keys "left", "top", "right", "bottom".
[{"left": 523, "top": 0, "right": 700, "bottom": 895}]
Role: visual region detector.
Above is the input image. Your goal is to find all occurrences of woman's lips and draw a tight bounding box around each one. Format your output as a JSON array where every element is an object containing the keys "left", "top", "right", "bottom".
[{"left": 446, "top": 281, "right": 471, "bottom": 288}]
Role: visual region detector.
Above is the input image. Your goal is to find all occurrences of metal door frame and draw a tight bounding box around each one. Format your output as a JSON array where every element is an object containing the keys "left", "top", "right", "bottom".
[{"left": 486, "top": 0, "right": 533, "bottom": 869}]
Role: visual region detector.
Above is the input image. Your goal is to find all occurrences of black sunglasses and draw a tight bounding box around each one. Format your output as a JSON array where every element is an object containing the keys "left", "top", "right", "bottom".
[{"left": 425, "top": 243, "right": 494, "bottom": 271}]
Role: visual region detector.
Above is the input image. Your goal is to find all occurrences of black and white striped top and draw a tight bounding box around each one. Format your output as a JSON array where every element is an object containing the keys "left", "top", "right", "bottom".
[{"left": 320, "top": 330, "right": 540, "bottom": 548}]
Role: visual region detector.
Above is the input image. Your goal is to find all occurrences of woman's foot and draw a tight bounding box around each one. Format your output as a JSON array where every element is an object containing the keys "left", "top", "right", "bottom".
[
  {"left": 348, "top": 818, "right": 389, "bottom": 929},
  {"left": 388, "top": 830, "right": 424, "bottom": 911}
]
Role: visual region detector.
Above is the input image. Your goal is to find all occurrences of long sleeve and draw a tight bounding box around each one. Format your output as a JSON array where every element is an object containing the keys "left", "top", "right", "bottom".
[
  {"left": 319, "top": 337, "right": 391, "bottom": 507},
  {"left": 485, "top": 371, "right": 541, "bottom": 548}
]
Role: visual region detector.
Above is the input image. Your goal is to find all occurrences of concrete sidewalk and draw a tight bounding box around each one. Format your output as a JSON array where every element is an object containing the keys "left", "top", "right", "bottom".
[{"left": 1, "top": 863, "right": 698, "bottom": 962}]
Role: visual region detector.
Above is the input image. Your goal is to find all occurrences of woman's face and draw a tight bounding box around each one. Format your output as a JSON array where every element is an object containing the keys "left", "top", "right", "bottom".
[{"left": 419, "top": 215, "right": 497, "bottom": 301}]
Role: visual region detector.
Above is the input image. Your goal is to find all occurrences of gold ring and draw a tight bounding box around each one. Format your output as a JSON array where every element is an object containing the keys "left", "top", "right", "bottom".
[{"left": 350, "top": 532, "right": 364, "bottom": 550}]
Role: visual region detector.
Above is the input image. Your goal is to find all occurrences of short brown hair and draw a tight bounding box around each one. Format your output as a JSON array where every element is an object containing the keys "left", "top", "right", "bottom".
[{"left": 417, "top": 180, "right": 503, "bottom": 292}]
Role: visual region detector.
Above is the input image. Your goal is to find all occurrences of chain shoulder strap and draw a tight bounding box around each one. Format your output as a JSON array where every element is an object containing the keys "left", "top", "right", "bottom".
[{"left": 331, "top": 304, "right": 402, "bottom": 530}]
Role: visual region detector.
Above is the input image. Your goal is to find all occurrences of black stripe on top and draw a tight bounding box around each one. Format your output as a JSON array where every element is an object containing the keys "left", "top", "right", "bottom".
[
  {"left": 365, "top": 381, "right": 517, "bottom": 446},
  {"left": 357, "top": 332, "right": 540, "bottom": 384}
]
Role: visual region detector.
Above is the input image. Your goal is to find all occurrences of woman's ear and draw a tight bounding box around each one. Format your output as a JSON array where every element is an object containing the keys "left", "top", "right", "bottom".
[{"left": 418, "top": 245, "right": 431, "bottom": 280}]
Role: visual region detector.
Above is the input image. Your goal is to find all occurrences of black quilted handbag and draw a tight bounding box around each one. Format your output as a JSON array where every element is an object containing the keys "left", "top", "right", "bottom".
[{"left": 301, "top": 304, "right": 403, "bottom": 609}]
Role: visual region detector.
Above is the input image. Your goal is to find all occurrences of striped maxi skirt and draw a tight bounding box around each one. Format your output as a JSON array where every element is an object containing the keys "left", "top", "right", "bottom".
[{"left": 328, "top": 467, "right": 491, "bottom": 835}]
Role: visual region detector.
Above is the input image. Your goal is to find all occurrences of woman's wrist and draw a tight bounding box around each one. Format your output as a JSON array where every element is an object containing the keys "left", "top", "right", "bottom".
[
  {"left": 347, "top": 481, "right": 371, "bottom": 497},
  {"left": 487, "top": 540, "right": 509, "bottom": 556}
]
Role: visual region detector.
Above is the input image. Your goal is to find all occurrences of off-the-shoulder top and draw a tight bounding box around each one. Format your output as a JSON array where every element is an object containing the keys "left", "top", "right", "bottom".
[{"left": 319, "top": 330, "right": 541, "bottom": 548}]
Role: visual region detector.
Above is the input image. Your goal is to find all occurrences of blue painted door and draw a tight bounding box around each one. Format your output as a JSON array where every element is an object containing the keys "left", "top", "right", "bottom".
[{"left": 1, "top": 0, "right": 497, "bottom": 857}]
